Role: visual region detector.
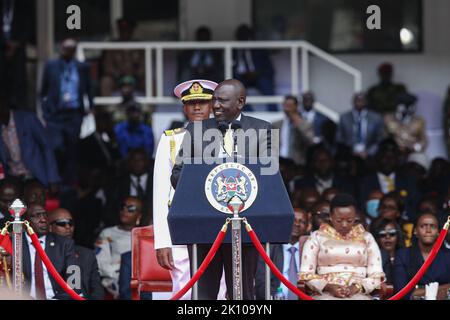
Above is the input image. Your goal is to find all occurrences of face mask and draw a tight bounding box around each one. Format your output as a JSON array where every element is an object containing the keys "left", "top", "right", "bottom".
[{"left": 366, "top": 199, "right": 380, "bottom": 218}]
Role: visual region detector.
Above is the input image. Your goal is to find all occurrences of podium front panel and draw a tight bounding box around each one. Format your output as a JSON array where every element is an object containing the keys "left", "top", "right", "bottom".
[{"left": 168, "top": 160, "right": 294, "bottom": 245}]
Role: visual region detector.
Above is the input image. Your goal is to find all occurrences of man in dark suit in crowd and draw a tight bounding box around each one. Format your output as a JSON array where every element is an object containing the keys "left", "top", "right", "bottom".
[
  {"left": 48, "top": 208, "right": 104, "bottom": 299},
  {"left": 77, "top": 108, "right": 121, "bottom": 174},
  {"left": 336, "top": 92, "right": 385, "bottom": 159},
  {"left": 171, "top": 79, "right": 275, "bottom": 300},
  {"left": 22, "top": 204, "right": 78, "bottom": 300},
  {"left": 177, "top": 26, "right": 223, "bottom": 83},
  {"left": 255, "top": 208, "right": 310, "bottom": 300},
  {"left": 294, "top": 145, "right": 357, "bottom": 197},
  {"left": 0, "top": 94, "right": 60, "bottom": 192},
  {"left": 40, "top": 38, "right": 93, "bottom": 189},
  {"left": 299, "top": 91, "right": 331, "bottom": 142},
  {"left": 359, "top": 139, "right": 420, "bottom": 220},
  {"left": 233, "top": 24, "right": 276, "bottom": 111},
  {"left": 105, "top": 148, "right": 153, "bottom": 227}
]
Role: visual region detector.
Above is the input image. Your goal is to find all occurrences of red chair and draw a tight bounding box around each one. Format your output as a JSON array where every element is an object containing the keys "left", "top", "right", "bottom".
[{"left": 131, "top": 226, "right": 172, "bottom": 300}]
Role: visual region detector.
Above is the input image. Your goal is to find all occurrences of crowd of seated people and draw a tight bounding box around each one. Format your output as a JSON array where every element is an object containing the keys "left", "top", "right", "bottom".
[
  {"left": 1, "top": 16, "right": 450, "bottom": 299},
  {"left": 273, "top": 135, "right": 450, "bottom": 299}
]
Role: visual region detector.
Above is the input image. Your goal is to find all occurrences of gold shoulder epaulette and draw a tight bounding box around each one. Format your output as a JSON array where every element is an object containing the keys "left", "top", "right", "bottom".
[
  {"left": 164, "top": 129, "right": 175, "bottom": 136},
  {"left": 174, "top": 127, "right": 185, "bottom": 134},
  {"left": 165, "top": 127, "right": 185, "bottom": 136}
]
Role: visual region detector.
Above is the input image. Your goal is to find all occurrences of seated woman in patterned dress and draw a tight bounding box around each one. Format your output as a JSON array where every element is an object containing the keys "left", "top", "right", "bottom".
[{"left": 299, "top": 194, "right": 385, "bottom": 300}]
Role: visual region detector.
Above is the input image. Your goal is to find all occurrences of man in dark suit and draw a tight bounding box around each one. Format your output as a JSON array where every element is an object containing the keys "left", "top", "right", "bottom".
[
  {"left": 77, "top": 108, "right": 121, "bottom": 173},
  {"left": 255, "top": 208, "right": 310, "bottom": 300},
  {"left": 294, "top": 145, "right": 357, "bottom": 197},
  {"left": 177, "top": 26, "right": 223, "bottom": 83},
  {"left": 0, "top": 95, "right": 60, "bottom": 191},
  {"left": 171, "top": 79, "right": 276, "bottom": 300},
  {"left": 40, "top": 38, "right": 93, "bottom": 189},
  {"left": 300, "top": 91, "right": 331, "bottom": 142},
  {"left": 233, "top": 25, "right": 276, "bottom": 111},
  {"left": 22, "top": 204, "right": 78, "bottom": 300},
  {"left": 336, "top": 92, "right": 385, "bottom": 159},
  {"left": 359, "top": 139, "right": 420, "bottom": 220},
  {"left": 105, "top": 148, "right": 153, "bottom": 227},
  {"left": 48, "top": 208, "right": 104, "bottom": 299}
]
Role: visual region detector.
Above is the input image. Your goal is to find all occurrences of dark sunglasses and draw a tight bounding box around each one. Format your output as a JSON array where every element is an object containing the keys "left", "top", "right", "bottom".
[
  {"left": 51, "top": 219, "right": 74, "bottom": 227},
  {"left": 378, "top": 229, "right": 397, "bottom": 238},
  {"left": 122, "top": 204, "right": 139, "bottom": 213}
]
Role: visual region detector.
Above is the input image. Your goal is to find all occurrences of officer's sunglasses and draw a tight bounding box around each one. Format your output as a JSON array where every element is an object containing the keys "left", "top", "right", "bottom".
[{"left": 51, "top": 219, "right": 74, "bottom": 228}]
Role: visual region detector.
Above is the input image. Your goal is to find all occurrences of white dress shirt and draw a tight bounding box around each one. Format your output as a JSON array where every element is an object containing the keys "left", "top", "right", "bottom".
[
  {"left": 218, "top": 114, "right": 242, "bottom": 158},
  {"left": 377, "top": 172, "right": 396, "bottom": 194},
  {"left": 281, "top": 242, "right": 300, "bottom": 298},
  {"left": 129, "top": 173, "right": 148, "bottom": 196},
  {"left": 315, "top": 175, "right": 333, "bottom": 194},
  {"left": 352, "top": 110, "right": 368, "bottom": 152},
  {"left": 301, "top": 110, "right": 316, "bottom": 125},
  {"left": 280, "top": 117, "right": 291, "bottom": 158},
  {"left": 25, "top": 234, "right": 55, "bottom": 300}
]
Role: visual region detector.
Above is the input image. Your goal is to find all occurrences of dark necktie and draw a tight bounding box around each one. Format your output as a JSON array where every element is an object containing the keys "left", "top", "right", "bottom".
[
  {"left": 355, "top": 113, "right": 363, "bottom": 144},
  {"left": 34, "top": 245, "right": 46, "bottom": 300},
  {"left": 136, "top": 176, "right": 145, "bottom": 199},
  {"left": 287, "top": 246, "right": 298, "bottom": 300}
]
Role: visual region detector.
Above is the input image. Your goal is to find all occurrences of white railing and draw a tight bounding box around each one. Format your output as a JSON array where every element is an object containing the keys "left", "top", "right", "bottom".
[{"left": 77, "top": 41, "right": 362, "bottom": 123}]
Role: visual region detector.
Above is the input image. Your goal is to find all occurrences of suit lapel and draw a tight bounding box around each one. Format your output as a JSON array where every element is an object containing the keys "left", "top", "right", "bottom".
[
  {"left": 22, "top": 235, "right": 32, "bottom": 281},
  {"left": 239, "top": 114, "right": 249, "bottom": 131},
  {"left": 373, "top": 173, "right": 382, "bottom": 191},
  {"left": 57, "top": 59, "right": 64, "bottom": 92},
  {"left": 76, "top": 61, "right": 85, "bottom": 108},
  {"left": 45, "top": 233, "right": 60, "bottom": 292}
]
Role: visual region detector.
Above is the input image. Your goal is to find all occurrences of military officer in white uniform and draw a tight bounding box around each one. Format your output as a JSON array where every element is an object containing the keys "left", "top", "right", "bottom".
[{"left": 153, "top": 79, "right": 227, "bottom": 299}]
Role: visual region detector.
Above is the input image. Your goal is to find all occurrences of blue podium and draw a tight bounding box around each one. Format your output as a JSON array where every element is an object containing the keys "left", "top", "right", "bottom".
[
  {"left": 168, "top": 159, "right": 294, "bottom": 300},
  {"left": 168, "top": 159, "right": 294, "bottom": 244}
]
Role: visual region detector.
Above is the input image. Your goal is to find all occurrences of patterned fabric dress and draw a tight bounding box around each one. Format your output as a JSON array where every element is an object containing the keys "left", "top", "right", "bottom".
[{"left": 299, "top": 224, "right": 385, "bottom": 300}]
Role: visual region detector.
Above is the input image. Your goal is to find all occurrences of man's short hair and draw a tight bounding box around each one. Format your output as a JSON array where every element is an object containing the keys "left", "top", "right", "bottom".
[
  {"left": 284, "top": 95, "right": 298, "bottom": 105},
  {"left": 330, "top": 193, "right": 357, "bottom": 213}
]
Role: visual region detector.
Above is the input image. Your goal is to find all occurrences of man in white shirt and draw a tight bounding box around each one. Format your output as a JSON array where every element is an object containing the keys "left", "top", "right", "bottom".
[
  {"left": 255, "top": 208, "right": 310, "bottom": 299},
  {"left": 23, "top": 204, "right": 77, "bottom": 300}
]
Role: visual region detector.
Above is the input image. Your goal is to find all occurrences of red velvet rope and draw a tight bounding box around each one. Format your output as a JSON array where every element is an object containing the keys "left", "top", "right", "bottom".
[
  {"left": 28, "top": 232, "right": 85, "bottom": 300},
  {"left": 170, "top": 225, "right": 228, "bottom": 300},
  {"left": 388, "top": 228, "right": 448, "bottom": 300},
  {"left": 245, "top": 225, "right": 314, "bottom": 300}
]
